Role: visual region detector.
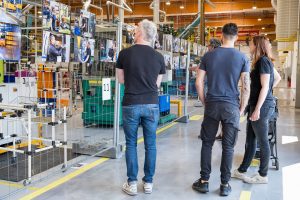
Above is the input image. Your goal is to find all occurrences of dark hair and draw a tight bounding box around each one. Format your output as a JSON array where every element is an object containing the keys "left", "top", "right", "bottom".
[
  {"left": 209, "top": 38, "right": 221, "bottom": 49},
  {"left": 222, "top": 23, "right": 238, "bottom": 38}
]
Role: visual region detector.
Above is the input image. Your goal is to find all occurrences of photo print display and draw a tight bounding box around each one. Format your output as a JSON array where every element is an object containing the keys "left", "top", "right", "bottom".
[
  {"left": 42, "top": 0, "right": 71, "bottom": 34},
  {"left": 79, "top": 10, "right": 96, "bottom": 38},
  {"left": 99, "top": 38, "right": 107, "bottom": 61},
  {"left": 173, "top": 38, "right": 180, "bottom": 53},
  {"left": 0, "top": 22, "right": 21, "bottom": 60},
  {"left": 42, "top": 31, "right": 70, "bottom": 63},
  {"left": 197, "top": 44, "right": 202, "bottom": 57},
  {"left": 163, "top": 52, "right": 173, "bottom": 70},
  {"left": 105, "top": 39, "right": 117, "bottom": 62},
  {"left": 154, "top": 31, "right": 163, "bottom": 50},
  {"left": 180, "top": 39, "right": 188, "bottom": 54},
  {"left": 73, "top": 36, "right": 95, "bottom": 64},
  {"left": 173, "top": 56, "right": 180, "bottom": 69},
  {"left": 180, "top": 55, "right": 187, "bottom": 69},
  {"left": 163, "top": 34, "right": 172, "bottom": 52}
]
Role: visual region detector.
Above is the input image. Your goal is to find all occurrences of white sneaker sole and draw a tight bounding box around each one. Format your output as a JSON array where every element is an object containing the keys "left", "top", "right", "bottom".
[
  {"left": 122, "top": 188, "right": 138, "bottom": 196},
  {"left": 144, "top": 189, "right": 152, "bottom": 194}
]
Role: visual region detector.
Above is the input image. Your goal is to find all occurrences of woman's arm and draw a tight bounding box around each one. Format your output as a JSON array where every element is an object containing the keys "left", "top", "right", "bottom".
[
  {"left": 250, "top": 74, "right": 270, "bottom": 121},
  {"left": 273, "top": 67, "right": 281, "bottom": 88}
]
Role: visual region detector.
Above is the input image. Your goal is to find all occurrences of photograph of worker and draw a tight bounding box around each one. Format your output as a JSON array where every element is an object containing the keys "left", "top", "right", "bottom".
[
  {"left": 106, "top": 39, "right": 116, "bottom": 62},
  {"left": 73, "top": 36, "right": 95, "bottom": 64},
  {"left": 80, "top": 10, "right": 96, "bottom": 38},
  {"left": 42, "top": 31, "right": 70, "bottom": 63},
  {"left": 180, "top": 55, "right": 187, "bottom": 69},
  {"left": 154, "top": 31, "right": 163, "bottom": 50},
  {"left": 99, "top": 38, "right": 107, "bottom": 61},
  {"left": 72, "top": 17, "right": 81, "bottom": 36},
  {"left": 180, "top": 39, "right": 188, "bottom": 54},
  {"left": 163, "top": 34, "right": 173, "bottom": 52},
  {"left": 0, "top": 22, "right": 21, "bottom": 60},
  {"left": 173, "top": 37, "right": 180, "bottom": 53},
  {"left": 173, "top": 55, "right": 180, "bottom": 69},
  {"left": 164, "top": 53, "right": 172, "bottom": 70},
  {"left": 43, "top": 0, "right": 70, "bottom": 34}
]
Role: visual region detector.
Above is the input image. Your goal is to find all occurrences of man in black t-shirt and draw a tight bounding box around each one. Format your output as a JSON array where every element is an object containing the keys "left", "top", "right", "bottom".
[
  {"left": 193, "top": 23, "right": 250, "bottom": 197},
  {"left": 116, "top": 19, "right": 165, "bottom": 196}
]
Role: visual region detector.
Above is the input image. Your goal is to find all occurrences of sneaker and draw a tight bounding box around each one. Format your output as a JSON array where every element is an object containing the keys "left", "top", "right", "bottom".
[
  {"left": 143, "top": 182, "right": 153, "bottom": 194},
  {"left": 243, "top": 174, "right": 268, "bottom": 184},
  {"left": 220, "top": 183, "right": 232, "bottom": 196},
  {"left": 232, "top": 169, "right": 246, "bottom": 180},
  {"left": 215, "top": 135, "right": 222, "bottom": 141},
  {"left": 192, "top": 179, "right": 209, "bottom": 193},
  {"left": 122, "top": 181, "right": 138, "bottom": 196}
]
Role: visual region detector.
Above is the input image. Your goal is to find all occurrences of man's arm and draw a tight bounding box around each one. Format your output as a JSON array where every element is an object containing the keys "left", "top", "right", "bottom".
[
  {"left": 116, "top": 68, "right": 124, "bottom": 84},
  {"left": 240, "top": 72, "right": 250, "bottom": 115},
  {"left": 157, "top": 74, "right": 163, "bottom": 88},
  {"left": 195, "top": 69, "right": 206, "bottom": 105}
]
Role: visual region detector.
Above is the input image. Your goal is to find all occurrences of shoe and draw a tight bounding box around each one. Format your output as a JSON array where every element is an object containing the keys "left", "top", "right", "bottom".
[
  {"left": 220, "top": 183, "right": 232, "bottom": 196},
  {"left": 243, "top": 174, "right": 268, "bottom": 184},
  {"left": 232, "top": 169, "right": 246, "bottom": 180},
  {"left": 192, "top": 179, "right": 209, "bottom": 193},
  {"left": 122, "top": 181, "right": 138, "bottom": 196},
  {"left": 215, "top": 135, "right": 222, "bottom": 141},
  {"left": 143, "top": 182, "right": 153, "bottom": 194}
]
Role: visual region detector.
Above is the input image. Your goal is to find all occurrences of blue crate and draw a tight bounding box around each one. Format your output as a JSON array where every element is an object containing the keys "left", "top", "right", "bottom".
[{"left": 159, "top": 94, "right": 170, "bottom": 113}]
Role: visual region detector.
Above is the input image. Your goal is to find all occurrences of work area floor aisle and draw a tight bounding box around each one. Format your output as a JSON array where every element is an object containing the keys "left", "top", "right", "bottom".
[{"left": 9, "top": 107, "right": 300, "bottom": 200}]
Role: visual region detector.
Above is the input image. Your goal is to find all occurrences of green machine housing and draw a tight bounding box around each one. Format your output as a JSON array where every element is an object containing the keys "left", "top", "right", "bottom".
[{"left": 82, "top": 79, "right": 124, "bottom": 126}]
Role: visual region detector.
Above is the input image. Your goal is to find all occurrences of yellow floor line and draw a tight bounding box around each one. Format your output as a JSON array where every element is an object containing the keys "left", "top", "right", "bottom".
[
  {"left": 19, "top": 158, "right": 109, "bottom": 200},
  {"left": 240, "top": 191, "right": 251, "bottom": 200},
  {"left": 20, "top": 122, "right": 178, "bottom": 200},
  {"left": 0, "top": 181, "right": 39, "bottom": 191},
  {"left": 190, "top": 115, "right": 204, "bottom": 121}
]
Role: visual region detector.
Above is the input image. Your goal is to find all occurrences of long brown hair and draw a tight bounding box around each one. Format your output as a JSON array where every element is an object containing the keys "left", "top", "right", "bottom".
[{"left": 251, "top": 36, "right": 274, "bottom": 68}]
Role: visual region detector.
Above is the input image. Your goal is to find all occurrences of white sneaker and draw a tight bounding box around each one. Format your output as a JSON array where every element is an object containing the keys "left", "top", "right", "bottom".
[
  {"left": 232, "top": 169, "right": 246, "bottom": 180},
  {"left": 143, "top": 182, "right": 153, "bottom": 194},
  {"left": 122, "top": 182, "right": 138, "bottom": 196},
  {"left": 243, "top": 174, "right": 268, "bottom": 184}
]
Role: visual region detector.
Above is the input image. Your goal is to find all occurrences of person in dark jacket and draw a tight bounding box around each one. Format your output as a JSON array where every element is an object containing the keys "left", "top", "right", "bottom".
[{"left": 48, "top": 35, "right": 62, "bottom": 62}]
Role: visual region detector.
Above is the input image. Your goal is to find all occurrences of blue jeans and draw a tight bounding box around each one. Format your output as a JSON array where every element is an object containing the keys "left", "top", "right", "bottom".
[
  {"left": 238, "top": 104, "right": 275, "bottom": 177},
  {"left": 122, "top": 104, "right": 159, "bottom": 183},
  {"left": 200, "top": 102, "right": 240, "bottom": 184}
]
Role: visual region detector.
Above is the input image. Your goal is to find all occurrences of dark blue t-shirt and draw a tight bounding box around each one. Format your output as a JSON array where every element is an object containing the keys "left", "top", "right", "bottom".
[{"left": 200, "top": 47, "right": 250, "bottom": 106}]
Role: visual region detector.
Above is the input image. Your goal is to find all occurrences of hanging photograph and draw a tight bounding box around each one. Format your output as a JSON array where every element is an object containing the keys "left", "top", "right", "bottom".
[
  {"left": 79, "top": 10, "right": 96, "bottom": 38},
  {"left": 193, "top": 43, "right": 198, "bottom": 56},
  {"left": 99, "top": 38, "right": 107, "bottom": 61},
  {"left": 42, "top": 0, "right": 71, "bottom": 34},
  {"left": 73, "top": 36, "right": 95, "bottom": 64},
  {"left": 173, "top": 56, "right": 180, "bottom": 69},
  {"left": 180, "top": 39, "right": 188, "bottom": 54},
  {"left": 154, "top": 31, "right": 163, "bottom": 50},
  {"left": 42, "top": 31, "right": 70, "bottom": 63},
  {"left": 180, "top": 55, "right": 187, "bottom": 69},
  {"left": 163, "top": 52, "right": 173, "bottom": 70},
  {"left": 0, "top": 0, "right": 22, "bottom": 24},
  {"left": 0, "top": 22, "right": 21, "bottom": 61},
  {"left": 173, "top": 37, "right": 180, "bottom": 53},
  {"left": 105, "top": 39, "right": 117, "bottom": 62},
  {"left": 163, "top": 34, "right": 173, "bottom": 52}
]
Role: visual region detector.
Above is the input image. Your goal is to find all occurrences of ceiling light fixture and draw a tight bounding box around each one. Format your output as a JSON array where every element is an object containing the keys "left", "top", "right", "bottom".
[
  {"left": 166, "top": 1, "right": 171, "bottom": 6},
  {"left": 180, "top": 5, "right": 184, "bottom": 9},
  {"left": 262, "top": 27, "right": 265, "bottom": 30},
  {"left": 265, "top": 33, "right": 268, "bottom": 36},
  {"left": 258, "top": 18, "right": 262, "bottom": 21},
  {"left": 252, "top": 6, "right": 257, "bottom": 9}
]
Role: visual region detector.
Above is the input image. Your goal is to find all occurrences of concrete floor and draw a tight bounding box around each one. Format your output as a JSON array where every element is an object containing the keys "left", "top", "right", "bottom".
[{"left": 3, "top": 103, "right": 298, "bottom": 200}]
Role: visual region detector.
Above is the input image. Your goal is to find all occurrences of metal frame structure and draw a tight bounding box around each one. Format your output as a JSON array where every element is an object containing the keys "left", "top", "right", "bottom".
[{"left": 0, "top": 103, "right": 68, "bottom": 185}]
